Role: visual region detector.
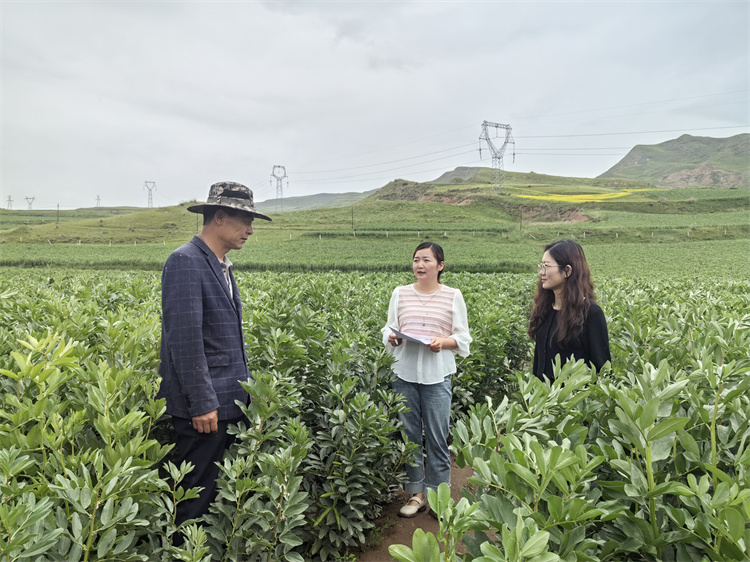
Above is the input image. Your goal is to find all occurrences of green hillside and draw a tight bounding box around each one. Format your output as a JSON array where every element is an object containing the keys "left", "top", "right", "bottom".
[
  {"left": 598, "top": 133, "right": 749, "bottom": 188},
  {"left": 2, "top": 132, "right": 747, "bottom": 273},
  {"left": 0, "top": 207, "right": 141, "bottom": 230},
  {"left": 256, "top": 189, "right": 377, "bottom": 213},
  {"left": 1, "top": 173, "right": 747, "bottom": 273},
  {"left": 1, "top": 162, "right": 748, "bottom": 247}
]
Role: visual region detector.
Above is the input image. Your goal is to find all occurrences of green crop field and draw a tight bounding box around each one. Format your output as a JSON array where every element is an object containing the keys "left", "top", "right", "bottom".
[
  {"left": 1, "top": 269, "right": 748, "bottom": 561},
  {"left": 1, "top": 238, "right": 748, "bottom": 279},
  {"left": 0, "top": 207, "right": 142, "bottom": 230},
  {"left": 2, "top": 153, "right": 748, "bottom": 560},
  {"left": 0, "top": 179, "right": 748, "bottom": 280}
]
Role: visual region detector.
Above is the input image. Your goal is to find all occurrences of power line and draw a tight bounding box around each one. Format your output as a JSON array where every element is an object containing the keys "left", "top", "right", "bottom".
[
  {"left": 516, "top": 152, "right": 628, "bottom": 157},
  {"left": 294, "top": 143, "right": 477, "bottom": 175},
  {"left": 516, "top": 125, "right": 747, "bottom": 139},
  {"left": 292, "top": 124, "right": 478, "bottom": 169},
  {"left": 290, "top": 89, "right": 748, "bottom": 171},
  {"left": 297, "top": 149, "right": 477, "bottom": 183},
  {"left": 511, "top": 90, "right": 749, "bottom": 122}
]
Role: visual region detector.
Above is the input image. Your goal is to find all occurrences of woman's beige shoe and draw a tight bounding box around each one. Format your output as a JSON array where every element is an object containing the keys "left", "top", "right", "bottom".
[{"left": 398, "top": 495, "right": 427, "bottom": 518}]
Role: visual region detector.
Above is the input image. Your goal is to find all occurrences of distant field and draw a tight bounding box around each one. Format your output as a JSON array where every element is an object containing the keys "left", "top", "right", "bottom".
[
  {"left": 1, "top": 238, "right": 747, "bottom": 279},
  {"left": 0, "top": 207, "right": 141, "bottom": 229},
  {"left": 1, "top": 178, "right": 746, "bottom": 278},
  {"left": 584, "top": 209, "right": 750, "bottom": 228}
]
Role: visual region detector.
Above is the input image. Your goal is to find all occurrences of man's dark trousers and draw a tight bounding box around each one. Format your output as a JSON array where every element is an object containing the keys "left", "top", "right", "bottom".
[{"left": 172, "top": 416, "right": 240, "bottom": 525}]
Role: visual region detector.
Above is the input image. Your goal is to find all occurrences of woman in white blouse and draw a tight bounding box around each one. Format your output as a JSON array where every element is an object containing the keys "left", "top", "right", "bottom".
[{"left": 382, "top": 242, "right": 472, "bottom": 518}]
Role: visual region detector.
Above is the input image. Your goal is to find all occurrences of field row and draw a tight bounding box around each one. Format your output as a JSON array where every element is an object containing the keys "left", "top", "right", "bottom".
[{"left": 0, "top": 238, "right": 748, "bottom": 279}]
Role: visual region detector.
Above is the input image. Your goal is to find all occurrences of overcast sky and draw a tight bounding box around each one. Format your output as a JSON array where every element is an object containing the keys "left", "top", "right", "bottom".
[{"left": 2, "top": 1, "right": 747, "bottom": 210}]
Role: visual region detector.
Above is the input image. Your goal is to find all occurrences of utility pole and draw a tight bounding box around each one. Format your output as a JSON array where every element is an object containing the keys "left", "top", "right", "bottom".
[
  {"left": 6, "top": 196, "right": 12, "bottom": 210},
  {"left": 96, "top": 195, "right": 101, "bottom": 207},
  {"left": 144, "top": 181, "right": 156, "bottom": 208},
  {"left": 479, "top": 121, "right": 515, "bottom": 193},
  {"left": 57, "top": 204, "right": 60, "bottom": 225},
  {"left": 271, "top": 165, "right": 287, "bottom": 212},
  {"left": 25, "top": 196, "right": 35, "bottom": 210}
]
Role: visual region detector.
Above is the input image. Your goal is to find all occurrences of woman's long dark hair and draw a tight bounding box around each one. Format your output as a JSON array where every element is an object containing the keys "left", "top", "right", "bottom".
[{"left": 528, "top": 239, "right": 596, "bottom": 345}]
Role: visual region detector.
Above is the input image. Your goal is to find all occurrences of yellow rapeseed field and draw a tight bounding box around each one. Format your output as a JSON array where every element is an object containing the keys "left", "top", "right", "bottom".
[{"left": 510, "top": 187, "right": 653, "bottom": 203}]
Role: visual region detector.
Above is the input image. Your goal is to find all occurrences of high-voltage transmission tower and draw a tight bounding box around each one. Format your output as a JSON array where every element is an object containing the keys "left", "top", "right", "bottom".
[
  {"left": 144, "top": 181, "right": 156, "bottom": 208},
  {"left": 6, "top": 196, "right": 12, "bottom": 210},
  {"left": 479, "top": 121, "right": 515, "bottom": 193},
  {"left": 25, "top": 196, "right": 35, "bottom": 210},
  {"left": 270, "top": 165, "right": 287, "bottom": 212},
  {"left": 96, "top": 195, "right": 102, "bottom": 207}
]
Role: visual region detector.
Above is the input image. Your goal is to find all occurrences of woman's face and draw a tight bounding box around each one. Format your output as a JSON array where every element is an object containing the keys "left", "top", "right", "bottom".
[
  {"left": 539, "top": 250, "right": 566, "bottom": 292},
  {"left": 413, "top": 248, "right": 444, "bottom": 284}
]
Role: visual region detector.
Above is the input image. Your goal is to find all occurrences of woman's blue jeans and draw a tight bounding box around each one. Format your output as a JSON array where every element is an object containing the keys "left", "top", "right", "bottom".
[{"left": 393, "top": 375, "right": 452, "bottom": 495}]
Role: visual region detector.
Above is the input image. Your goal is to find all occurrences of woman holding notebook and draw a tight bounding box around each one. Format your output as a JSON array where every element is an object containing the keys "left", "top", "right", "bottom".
[{"left": 382, "top": 242, "right": 471, "bottom": 518}]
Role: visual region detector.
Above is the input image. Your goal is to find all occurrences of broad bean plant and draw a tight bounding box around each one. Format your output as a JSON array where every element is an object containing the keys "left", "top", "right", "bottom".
[
  {"left": 0, "top": 270, "right": 526, "bottom": 561},
  {"left": 392, "top": 278, "right": 750, "bottom": 562}
]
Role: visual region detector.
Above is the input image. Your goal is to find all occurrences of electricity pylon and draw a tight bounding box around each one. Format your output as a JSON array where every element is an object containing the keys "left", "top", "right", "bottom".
[
  {"left": 479, "top": 121, "right": 515, "bottom": 193},
  {"left": 6, "top": 196, "right": 12, "bottom": 210},
  {"left": 144, "top": 181, "right": 156, "bottom": 208},
  {"left": 271, "top": 165, "right": 287, "bottom": 212},
  {"left": 25, "top": 196, "right": 35, "bottom": 210}
]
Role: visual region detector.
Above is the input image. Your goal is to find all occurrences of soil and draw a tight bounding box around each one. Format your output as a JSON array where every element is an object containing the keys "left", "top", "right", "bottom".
[{"left": 354, "top": 457, "right": 475, "bottom": 561}]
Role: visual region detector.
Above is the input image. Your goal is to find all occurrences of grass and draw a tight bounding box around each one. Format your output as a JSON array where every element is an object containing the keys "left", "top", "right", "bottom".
[
  {"left": 1, "top": 237, "right": 747, "bottom": 280},
  {"left": 0, "top": 207, "right": 142, "bottom": 230},
  {"left": 0, "top": 167, "right": 746, "bottom": 279}
]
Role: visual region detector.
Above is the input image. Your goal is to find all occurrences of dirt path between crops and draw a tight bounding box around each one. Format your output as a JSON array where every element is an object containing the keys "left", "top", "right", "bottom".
[{"left": 355, "top": 457, "right": 475, "bottom": 561}]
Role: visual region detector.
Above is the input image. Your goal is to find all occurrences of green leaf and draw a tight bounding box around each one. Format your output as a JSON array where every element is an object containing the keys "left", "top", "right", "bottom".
[
  {"left": 99, "top": 497, "right": 114, "bottom": 528},
  {"left": 647, "top": 417, "right": 688, "bottom": 441},
  {"left": 639, "top": 397, "right": 660, "bottom": 430},
  {"left": 507, "top": 463, "right": 540, "bottom": 492},
  {"left": 520, "top": 530, "right": 550, "bottom": 558},
  {"left": 97, "top": 527, "right": 117, "bottom": 557},
  {"left": 723, "top": 506, "right": 745, "bottom": 542},
  {"left": 17, "top": 530, "right": 64, "bottom": 557},
  {"left": 388, "top": 544, "right": 419, "bottom": 562},
  {"left": 71, "top": 513, "right": 83, "bottom": 540}
]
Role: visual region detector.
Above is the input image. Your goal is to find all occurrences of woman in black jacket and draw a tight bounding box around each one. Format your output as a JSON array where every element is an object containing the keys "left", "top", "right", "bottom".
[{"left": 528, "top": 239, "right": 611, "bottom": 382}]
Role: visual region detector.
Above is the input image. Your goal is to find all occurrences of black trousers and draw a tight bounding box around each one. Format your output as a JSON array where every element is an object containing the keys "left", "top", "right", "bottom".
[{"left": 171, "top": 416, "right": 240, "bottom": 525}]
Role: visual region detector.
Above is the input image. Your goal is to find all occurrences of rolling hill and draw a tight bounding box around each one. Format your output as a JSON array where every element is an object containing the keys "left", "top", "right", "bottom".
[
  {"left": 598, "top": 133, "right": 749, "bottom": 188},
  {"left": 2, "top": 134, "right": 747, "bottom": 248},
  {"left": 256, "top": 189, "right": 377, "bottom": 212}
]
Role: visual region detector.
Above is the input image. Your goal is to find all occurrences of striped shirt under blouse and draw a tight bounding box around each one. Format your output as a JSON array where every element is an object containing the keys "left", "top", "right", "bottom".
[{"left": 382, "top": 284, "right": 472, "bottom": 385}]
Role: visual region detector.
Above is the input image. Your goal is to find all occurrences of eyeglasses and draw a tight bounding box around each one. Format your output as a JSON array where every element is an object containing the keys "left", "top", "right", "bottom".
[{"left": 537, "top": 263, "right": 563, "bottom": 273}]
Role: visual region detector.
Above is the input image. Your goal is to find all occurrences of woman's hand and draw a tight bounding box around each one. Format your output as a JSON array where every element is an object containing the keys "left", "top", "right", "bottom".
[
  {"left": 428, "top": 337, "right": 457, "bottom": 353},
  {"left": 388, "top": 333, "right": 403, "bottom": 347},
  {"left": 428, "top": 338, "right": 443, "bottom": 353}
]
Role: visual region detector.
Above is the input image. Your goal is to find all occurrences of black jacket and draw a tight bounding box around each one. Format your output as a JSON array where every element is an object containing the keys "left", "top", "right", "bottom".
[{"left": 532, "top": 301, "right": 611, "bottom": 382}]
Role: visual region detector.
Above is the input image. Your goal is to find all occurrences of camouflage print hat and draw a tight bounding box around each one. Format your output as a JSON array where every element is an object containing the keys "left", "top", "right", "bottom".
[{"left": 187, "top": 181, "right": 271, "bottom": 221}]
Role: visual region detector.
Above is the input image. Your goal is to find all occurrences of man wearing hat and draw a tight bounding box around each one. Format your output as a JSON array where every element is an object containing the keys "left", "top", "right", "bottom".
[{"left": 157, "top": 181, "right": 271, "bottom": 527}]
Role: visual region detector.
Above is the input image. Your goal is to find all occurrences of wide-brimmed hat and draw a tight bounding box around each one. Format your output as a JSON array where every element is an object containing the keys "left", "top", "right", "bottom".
[{"left": 187, "top": 181, "right": 272, "bottom": 221}]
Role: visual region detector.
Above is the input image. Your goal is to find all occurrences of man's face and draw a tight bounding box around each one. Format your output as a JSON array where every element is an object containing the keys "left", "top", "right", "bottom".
[{"left": 218, "top": 210, "right": 254, "bottom": 250}]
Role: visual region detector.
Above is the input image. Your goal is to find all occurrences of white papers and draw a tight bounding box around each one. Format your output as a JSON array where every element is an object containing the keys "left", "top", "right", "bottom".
[{"left": 390, "top": 327, "right": 433, "bottom": 345}]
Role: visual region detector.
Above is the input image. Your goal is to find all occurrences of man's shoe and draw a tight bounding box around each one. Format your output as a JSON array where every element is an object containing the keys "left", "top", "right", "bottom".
[{"left": 398, "top": 495, "right": 427, "bottom": 518}]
